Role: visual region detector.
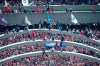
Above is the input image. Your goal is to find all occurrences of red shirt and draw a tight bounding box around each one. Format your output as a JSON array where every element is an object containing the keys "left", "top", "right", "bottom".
[
  {"left": 80, "top": 31, "right": 84, "bottom": 36},
  {"left": 51, "top": 7, "right": 54, "bottom": 13},
  {"left": 41, "top": 55, "right": 45, "bottom": 60},
  {"left": 36, "top": 8, "right": 42, "bottom": 13},
  {"left": 56, "top": 41, "right": 58, "bottom": 45},
  {"left": 91, "top": 8, "right": 95, "bottom": 12},
  {"left": 4, "top": 6, "right": 12, "bottom": 13},
  {"left": 94, "top": 36, "right": 99, "bottom": 40},
  {"left": 52, "top": 25, "right": 54, "bottom": 29},
  {"left": 17, "top": 10, "right": 21, "bottom": 13},
  {"left": 32, "top": 32, "right": 36, "bottom": 37}
]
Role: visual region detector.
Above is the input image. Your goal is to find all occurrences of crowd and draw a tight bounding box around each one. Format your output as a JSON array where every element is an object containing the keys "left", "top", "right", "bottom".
[
  {"left": 0, "top": 3, "right": 58, "bottom": 14},
  {"left": 0, "top": 0, "right": 100, "bottom": 6},
  {"left": 1, "top": 54, "right": 100, "bottom": 66},
  {"left": 0, "top": 6, "right": 48, "bottom": 14},
  {"left": 0, "top": 23, "right": 100, "bottom": 48},
  {"left": 0, "top": 22, "right": 100, "bottom": 63},
  {"left": 0, "top": 31, "right": 100, "bottom": 50},
  {"left": 0, "top": 43, "right": 100, "bottom": 60},
  {"left": 0, "top": 1, "right": 100, "bottom": 65},
  {"left": 0, "top": 6, "right": 97, "bottom": 14},
  {"left": 0, "top": 0, "right": 99, "bottom": 14},
  {"left": 0, "top": 23, "right": 100, "bottom": 39}
]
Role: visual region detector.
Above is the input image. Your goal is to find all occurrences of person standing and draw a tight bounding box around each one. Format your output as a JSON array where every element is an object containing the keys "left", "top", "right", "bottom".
[
  {"left": 31, "top": 31, "right": 36, "bottom": 41},
  {"left": 60, "top": 35, "right": 64, "bottom": 52},
  {"left": 43, "top": 19, "right": 47, "bottom": 29},
  {"left": 51, "top": 22, "right": 54, "bottom": 29},
  {"left": 39, "top": 20, "right": 42, "bottom": 29},
  {"left": 56, "top": 21, "right": 59, "bottom": 29},
  {"left": 52, "top": 33, "right": 54, "bottom": 40},
  {"left": 60, "top": 41, "right": 63, "bottom": 52},
  {"left": 43, "top": 34, "right": 47, "bottom": 40},
  {"left": 59, "top": 24, "right": 62, "bottom": 31},
  {"left": 48, "top": 24, "right": 51, "bottom": 30}
]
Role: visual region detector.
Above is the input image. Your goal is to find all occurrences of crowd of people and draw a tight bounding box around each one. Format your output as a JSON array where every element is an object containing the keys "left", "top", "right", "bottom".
[
  {"left": 0, "top": 0, "right": 100, "bottom": 6},
  {"left": 0, "top": 22, "right": 100, "bottom": 65},
  {"left": 0, "top": 5, "right": 54, "bottom": 14},
  {"left": 1, "top": 54, "right": 100, "bottom": 66},
  {"left": 0, "top": 43, "right": 100, "bottom": 60},
  {"left": 0, "top": 0, "right": 99, "bottom": 14},
  {"left": 0, "top": 23, "right": 100, "bottom": 39},
  {"left": 0, "top": 31, "right": 100, "bottom": 49},
  {"left": 0, "top": 22, "right": 100, "bottom": 47},
  {"left": 0, "top": 0, "right": 100, "bottom": 65}
]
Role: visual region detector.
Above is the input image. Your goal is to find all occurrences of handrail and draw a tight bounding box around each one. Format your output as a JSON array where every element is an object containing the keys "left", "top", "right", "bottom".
[
  {"left": 0, "top": 40, "right": 100, "bottom": 53},
  {"left": 0, "top": 29, "right": 100, "bottom": 46},
  {"left": 0, "top": 51, "right": 100, "bottom": 64}
]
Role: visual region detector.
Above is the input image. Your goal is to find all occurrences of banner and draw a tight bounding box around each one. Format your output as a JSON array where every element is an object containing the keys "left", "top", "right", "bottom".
[
  {"left": 25, "top": 16, "right": 32, "bottom": 25},
  {"left": 71, "top": 14, "right": 78, "bottom": 24},
  {"left": 22, "top": 0, "right": 29, "bottom": 6}
]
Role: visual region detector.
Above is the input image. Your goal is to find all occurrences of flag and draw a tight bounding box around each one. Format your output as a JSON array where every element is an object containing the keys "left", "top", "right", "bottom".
[
  {"left": 29, "top": 1, "right": 35, "bottom": 6},
  {"left": 25, "top": 16, "right": 32, "bottom": 25},
  {"left": 71, "top": 14, "right": 78, "bottom": 24},
  {"left": 47, "top": 15, "right": 52, "bottom": 24},
  {"left": 51, "top": 0, "right": 53, "bottom": 3},
  {"left": 1, "top": 17, "right": 8, "bottom": 24},
  {"left": 4, "top": 0, "right": 8, "bottom": 7},
  {"left": 22, "top": 0, "right": 29, "bottom": 6}
]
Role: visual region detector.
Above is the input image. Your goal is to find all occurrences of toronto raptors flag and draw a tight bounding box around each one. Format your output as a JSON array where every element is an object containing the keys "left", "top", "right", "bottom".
[{"left": 22, "top": 0, "right": 29, "bottom": 6}]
